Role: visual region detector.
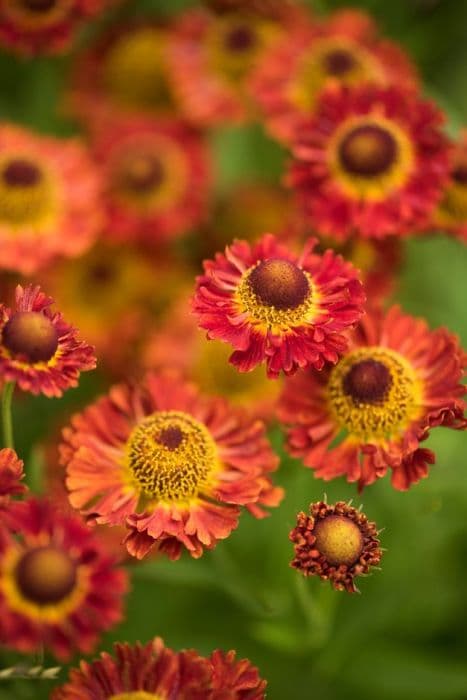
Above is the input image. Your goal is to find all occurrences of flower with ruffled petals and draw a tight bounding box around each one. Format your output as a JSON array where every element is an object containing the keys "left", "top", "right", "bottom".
[
  {"left": 60, "top": 372, "right": 282, "bottom": 560},
  {"left": 0, "top": 448, "right": 25, "bottom": 505},
  {"left": 0, "top": 285, "right": 96, "bottom": 397},
  {"left": 0, "top": 497, "right": 127, "bottom": 660},
  {"left": 289, "top": 85, "right": 450, "bottom": 240},
  {"left": 193, "top": 233, "right": 365, "bottom": 378},
  {"left": 52, "top": 637, "right": 267, "bottom": 699},
  {"left": 432, "top": 130, "right": 467, "bottom": 242},
  {"left": 167, "top": 6, "right": 304, "bottom": 127},
  {"left": 0, "top": 124, "right": 102, "bottom": 275},
  {"left": 67, "top": 22, "right": 177, "bottom": 131},
  {"left": 91, "top": 116, "right": 211, "bottom": 244},
  {"left": 252, "top": 9, "right": 417, "bottom": 143},
  {"left": 290, "top": 500, "right": 382, "bottom": 593},
  {"left": 278, "top": 305, "right": 466, "bottom": 491},
  {"left": 0, "top": 0, "right": 112, "bottom": 55}
]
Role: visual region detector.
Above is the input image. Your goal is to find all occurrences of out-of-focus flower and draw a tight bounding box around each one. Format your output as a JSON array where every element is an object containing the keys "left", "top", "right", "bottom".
[
  {"left": 289, "top": 85, "right": 450, "bottom": 240},
  {"left": 60, "top": 371, "right": 282, "bottom": 560},
  {"left": 67, "top": 22, "right": 177, "bottom": 130},
  {"left": 290, "top": 500, "right": 382, "bottom": 593},
  {"left": 167, "top": 6, "right": 307, "bottom": 127},
  {"left": 0, "top": 448, "right": 25, "bottom": 505},
  {"left": 204, "top": 0, "right": 303, "bottom": 22},
  {"left": 252, "top": 9, "right": 418, "bottom": 143},
  {"left": 278, "top": 305, "right": 466, "bottom": 491},
  {"left": 51, "top": 637, "right": 267, "bottom": 699},
  {"left": 0, "top": 125, "right": 102, "bottom": 275},
  {"left": 432, "top": 130, "right": 467, "bottom": 241},
  {"left": 0, "top": 497, "right": 127, "bottom": 660},
  {"left": 91, "top": 117, "right": 211, "bottom": 245},
  {"left": 0, "top": 0, "right": 112, "bottom": 55},
  {"left": 192, "top": 233, "right": 365, "bottom": 378},
  {"left": 0, "top": 285, "right": 96, "bottom": 397}
]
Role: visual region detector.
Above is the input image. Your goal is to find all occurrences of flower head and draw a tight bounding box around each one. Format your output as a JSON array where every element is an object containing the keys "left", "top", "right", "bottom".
[
  {"left": 0, "top": 124, "right": 102, "bottom": 275},
  {"left": 0, "top": 448, "right": 26, "bottom": 505},
  {"left": 0, "top": 284, "right": 96, "bottom": 397},
  {"left": 0, "top": 0, "right": 111, "bottom": 55},
  {"left": 289, "top": 85, "right": 450, "bottom": 240},
  {"left": 290, "top": 500, "right": 382, "bottom": 593},
  {"left": 51, "top": 637, "right": 267, "bottom": 699},
  {"left": 278, "top": 305, "right": 466, "bottom": 491},
  {"left": 0, "top": 497, "right": 127, "bottom": 660},
  {"left": 432, "top": 130, "right": 467, "bottom": 241},
  {"left": 60, "top": 371, "right": 282, "bottom": 560},
  {"left": 193, "top": 233, "right": 365, "bottom": 378}
]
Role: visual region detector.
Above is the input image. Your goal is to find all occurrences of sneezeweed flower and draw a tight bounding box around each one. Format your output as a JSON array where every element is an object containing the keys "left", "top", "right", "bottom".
[
  {"left": 0, "top": 284, "right": 96, "bottom": 397},
  {"left": 289, "top": 85, "right": 450, "bottom": 240},
  {"left": 60, "top": 372, "right": 282, "bottom": 560},
  {"left": 0, "top": 0, "right": 111, "bottom": 55},
  {"left": 0, "top": 124, "right": 103, "bottom": 275},
  {"left": 67, "top": 22, "right": 177, "bottom": 131},
  {"left": 0, "top": 448, "right": 25, "bottom": 505},
  {"left": 192, "top": 233, "right": 365, "bottom": 378},
  {"left": 278, "top": 305, "right": 466, "bottom": 491},
  {"left": 432, "top": 130, "right": 467, "bottom": 242},
  {"left": 252, "top": 9, "right": 418, "bottom": 143},
  {"left": 290, "top": 500, "right": 382, "bottom": 593},
  {"left": 51, "top": 637, "right": 267, "bottom": 699},
  {"left": 91, "top": 117, "right": 211, "bottom": 244},
  {"left": 0, "top": 497, "right": 128, "bottom": 660}
]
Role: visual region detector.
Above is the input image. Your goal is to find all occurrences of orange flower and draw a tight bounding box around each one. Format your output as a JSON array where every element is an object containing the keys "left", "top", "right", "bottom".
[
  {"left": 432, "top": 130, "right": 467, "bottom": 242},
  {"left": 0, "top": 448, "right": 25, "bottom": 505},
  {"left": 60, "top": 372, "right": 282, "bottom": 560}
]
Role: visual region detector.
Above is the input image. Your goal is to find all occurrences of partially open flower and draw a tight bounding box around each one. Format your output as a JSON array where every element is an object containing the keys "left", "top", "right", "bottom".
[
  {"left": 0, "top": 498, "right": 127, "bottom": 660},
  {"left": 91, "top": 116, "right": 211, "bottom": 244},
  {"left": 278, "top": 305, "right": 466, "bottom": 490},
  {"left": 0, "top": 284, "right": 96, "bottom": 397},
  {"left": 432, "top": 130, "right": 467, "bottom": 242},
  {"left": 290, "top": 500, "right": 382, "bottom": 593},
  {"left": 0, "top": 124, "right": 102, "bottom": 275},
  {"left": 60, "top": 371, "right": 282, "bottom": 560},
  {"left": 51, "top": 637, "right": 267, "bottom": 699},
  {"left": 289, "top": 85, "right": 450, "bottom": 240},
  {"left": 0, "top": 448, "right": 26, "bottom": 505},
  {"left": 192, "top": 233, "right": 365, "bottom": 378},
  {"left": 0, "top": 0, "right": 112, "bottom": 55}
]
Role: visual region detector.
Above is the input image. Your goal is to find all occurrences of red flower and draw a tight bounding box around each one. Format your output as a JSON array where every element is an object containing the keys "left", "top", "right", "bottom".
[
  {"left": 0, "top": 448, "right": 26, "bottom": 505},
  {"left": 0, "top": 285, "right": 96, "bottom": 397},
  {"left": 431, "top": 130, "right": 467, "bottom": 242},
  {"left": 60, "top": 371, "right": 282, "bottom": 560},
  {"left": 52, "top": 638, "right": 267, "bottom": 699},
  {"left": 192, "top": 233, "right": 365, "bottom": 378},
  {"left": 278, "top": 305, "right": 466, "bottom": 491},
  {"left": 0, "top": 124, "right": 103, "bottom": 275},
  {"left": 289, "top": 85, "right": 450, "bottom": 240},
  {"left": 0, "top": 498, "right": 127, "bottom": 660}
]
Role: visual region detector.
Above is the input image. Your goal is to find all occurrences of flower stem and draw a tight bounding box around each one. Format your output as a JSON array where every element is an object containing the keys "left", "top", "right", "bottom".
[{"left": 2, "top": 381, "right": 15, "bottom": 450}]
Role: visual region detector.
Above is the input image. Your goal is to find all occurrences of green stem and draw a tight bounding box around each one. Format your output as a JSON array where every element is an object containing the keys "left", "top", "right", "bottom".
[{"left": 2, "top": 382, "right": 15, "bottom": 450}]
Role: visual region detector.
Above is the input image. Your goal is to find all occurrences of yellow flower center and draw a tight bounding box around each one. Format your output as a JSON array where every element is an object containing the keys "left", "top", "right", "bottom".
[
  {"left": 323, "top": 48, "right": 357, "bottom": 76},
  {"left": 236, "top": 258, "right": 317, "bottom": 329},
  {"left": 2, "top": 311, "right": 59, "bottom": 363},
  {"left": 119, "top": 154, "right": 164, "bottom": 194},
  {"left": 102, "top": 28, "right": 173, "bottom": 111},
  {"left": 126, "top": 411, "right": 218, "bottom": 502},
  {"left": 14, "top": 546, "right": 77, "bottom": 605},
  {"left": 0, "top": 157, "right": 56, "bottom": 227},
  {"left": 437, "top": 159, "right": 467, "bottom": 224},
  {"left": 314, "top": 514, "right": 363, "bottom": 566},
  {"left": 327, "top": 347, "right": 421, "bottom": 441},
  {"left": 110, "top": 693, "right": 162, "bottom": 700}
]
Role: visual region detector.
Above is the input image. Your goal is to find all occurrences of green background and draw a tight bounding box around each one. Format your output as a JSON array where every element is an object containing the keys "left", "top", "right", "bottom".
[{"left": 1, "top": 0, "right": 467, "bottom": 698}]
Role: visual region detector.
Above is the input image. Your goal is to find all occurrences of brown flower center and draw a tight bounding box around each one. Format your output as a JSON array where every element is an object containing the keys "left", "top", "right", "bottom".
[
  {"left": 314, "top": 514, "right": 363, "bottom": 566},
  {"left": 158, "top": 425, "right": 184, "bottom": 450},
  {"left": 20, "top": 0, "right": 56, "bottom": 11},
  {"left": 339, "top": 124, "right": 397, "bottom": 177},
  {"left": 2, "top": 311, "right": 59, "bottom": 363},
  {"left": 343, "top": 358, "right": 392, "bottom": 405},
  {"left": 15, "top": 546, "right": 77, "bottom": 605},
  {"left": 452, "top": 164, "right": 467, "bottom": 186},
  {"left": 2, "top": 159, "right": 42, "bottom": 187},
  {"left": 224, "top": 24, "right": 256, "bottom": 52},
  {"left": 248, "top": 258, "right": 310, "bottom": 310},
  {"left": 323, "top": 49, "right": 356, "bottom": 76},
  {"left": 121, "top": 154, "right": 164, "bottom": 194}
]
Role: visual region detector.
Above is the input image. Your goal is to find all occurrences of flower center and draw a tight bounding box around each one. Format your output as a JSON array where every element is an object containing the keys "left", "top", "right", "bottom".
[
  {"left": 15, "top": 546, "right": 77, "bottom": 605},
  {"left": 224, "top": 24, "right": 255, "bottom": 52},
  {"left": 0, "top": 156, "right": 54, "bottom": 225},
  {"left": 126, "top": 411, "right": 218, "bottom": 501},
  {"left": 323, "top": 49, "right": 356, "bottom": 76},
  {"left": 343, "top": 358, "right": 392, "bottom": 404},
  {"left": 20, "top": 0, "right": 56, "bottom": 11},
  {"left": 120, "top": 154, "right": 164, "bottom": 194},
  {"left": 248, "top": 259, "right": 310, "bottom": 310},
  {"left": 314, "top": 514, "right": 363, "bottom": 566},
  {"left": 110, "top": 693, "right": 162, "bottom": 700},
  {"left": 327, "top": 347, "right": 420, "bottom": 441},
  {"left": 3, "top": 159, "right": 42, "bottom": 187},
  {"left": 339, "top": 124, "right": 397, "bottom": 177},
  {"left": 2, "top": 311, "right": 59, "bottom": 363},
  {"left": 452, "top": 164, "right": 467, "bottom": 186}
]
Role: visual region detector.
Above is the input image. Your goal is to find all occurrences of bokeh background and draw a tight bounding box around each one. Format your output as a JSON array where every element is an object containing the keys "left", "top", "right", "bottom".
[{"left": 1, "top": 0, "right": 467, "bottom": 698}]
